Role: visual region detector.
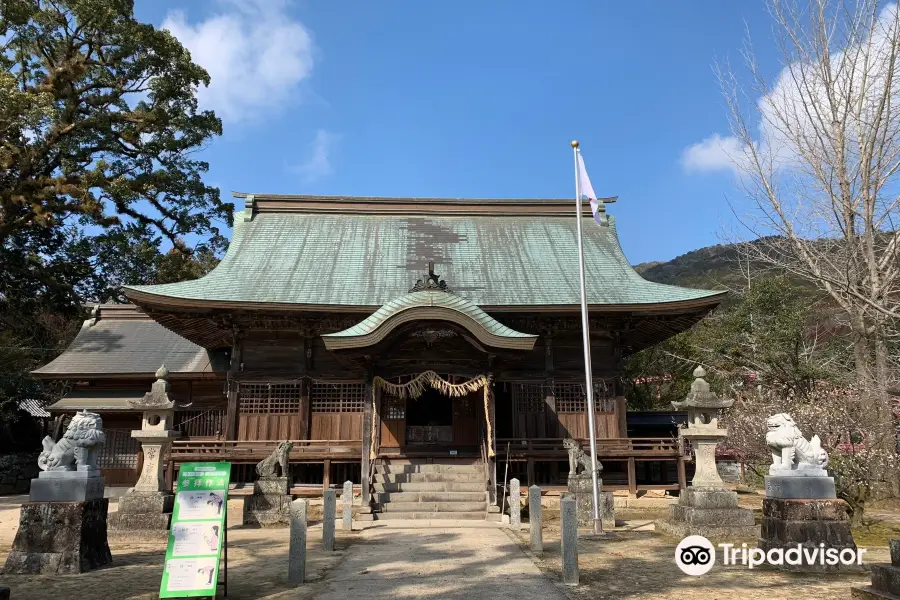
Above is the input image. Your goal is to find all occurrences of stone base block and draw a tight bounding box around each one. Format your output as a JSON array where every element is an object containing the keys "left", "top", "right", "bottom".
[
  {"left": 871, "top": 564, "right": 900, "bottom": 597},
  {"left": 29, "top": 476, "right": 105, "bottom": 502},
  {"left": 852, "top": 585, "right": 900, "bottom": 600},
  {"left": 758, "top": 497, "right": 858, "bottom": 572},
  {"left": 108, "top": 512, "right": 172, "bottom": 531},
  {"left": 656, "top": 487, "right": 758, "bottom": 538},
  {"left": 108, "top": 491, "right": 174, "bottom": 532},
  {"left": 3, "top": 499, "right": 112, "bottom": 574},
  {"left": 117, "top": 491, "right": 174, "bottom": 515},
  {"left": 568, "top": 475, "right": 615, "bottom": 530},
  {"left": 655, "top": 518, "right": 759, "bottom": 539},
  {"left": 679, "top": 487, "right": 740, "bottom": 509},
  {"left": 765, "top": 475, "right": 836, "bottom": 499},
  {"left": 254, "top": 477, "right": 289, "bottom": 495},
  {"left": 243, "top": 493, "right": 291, "bottom": 527}
]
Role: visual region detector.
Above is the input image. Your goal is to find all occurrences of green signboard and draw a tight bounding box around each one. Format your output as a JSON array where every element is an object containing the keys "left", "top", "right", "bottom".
[{"left": 159, "top": 462, "right": 231, "bottom": 599}]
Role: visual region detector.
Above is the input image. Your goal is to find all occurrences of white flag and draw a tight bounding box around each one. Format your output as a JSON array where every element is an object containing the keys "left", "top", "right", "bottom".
[{"left": 576, "top": 151, "right": 602, "bottom": 224}]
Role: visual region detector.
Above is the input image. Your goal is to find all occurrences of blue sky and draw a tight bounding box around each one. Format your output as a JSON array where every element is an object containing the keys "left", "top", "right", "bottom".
[{"left": 135, "top": 0, "right": 782, "bottom": 265}]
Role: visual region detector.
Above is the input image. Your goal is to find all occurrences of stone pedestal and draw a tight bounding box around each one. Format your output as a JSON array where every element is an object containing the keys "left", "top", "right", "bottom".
[
  {"left": 29, "top": 470, "right": 105, "bottom": 502},
  {"left": 568, "top": 474, "right": 614, "bottom": 530},
  {"left": 3, "top": 499, "right": 112, "bottom": 574},
  {"left": 853, "top": 539, "right": 900, "bottom": 599},
  {"left": 656, "top": 487, "right": 758, "bottom": 538},
  {"left": 109, "top": 491, "right": 174, "bottom": 531},
  {"left": 765, "top": 474, "right": 836, "bottom": 499},
  {"left": 243, "top": 477, "right": 291, "bottom": 527},
  {"left": 759, "top": 497, "right": 858, "bottom": 572}
]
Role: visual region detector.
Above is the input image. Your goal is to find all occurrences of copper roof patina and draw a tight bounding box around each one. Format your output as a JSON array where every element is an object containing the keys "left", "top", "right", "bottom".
[{"left": 124, "top": 195, "right": 724, "bottom": 310}]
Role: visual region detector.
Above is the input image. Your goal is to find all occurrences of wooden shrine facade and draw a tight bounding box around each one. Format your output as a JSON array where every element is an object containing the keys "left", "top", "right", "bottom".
[{"left": 35, "top": 194, "right": 724, "bottom": 497}]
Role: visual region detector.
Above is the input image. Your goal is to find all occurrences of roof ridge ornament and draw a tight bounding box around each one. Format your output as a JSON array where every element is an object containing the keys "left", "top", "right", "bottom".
[{"left": 409, "top": 261, "right": 453, "bottom": 293}]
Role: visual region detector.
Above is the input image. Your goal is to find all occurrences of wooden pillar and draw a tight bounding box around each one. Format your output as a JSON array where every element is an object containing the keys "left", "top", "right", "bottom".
[
  {"left": 627, "top": 457, "right": 637, "bottom": 498},
  {"left": 526, "top": 457, "right": 535, "bottom": 487},
  {"left": 165, "top": 458, "right": 175, "bottom": 492},
  {"left": 299, "top": 378, "right": 311, "bottom": 440},
  {"left": 615, "top": 396, "right": 627, "bottom": 439},
  {"left": 224, "top": 329, "right": 243, "bottom": 441},
  {"left": 676, "top": 457, "right": 687, "bottom": 491},
  {"left": 323, "top": 458, "right": 331, "bottom": 492},
  {"left": 360, "top": 370, "right": 374, "bottom": 506},
  {"left": 488, "top": 377, "right": 498, "bottom": 505},
  {"left": 544, "top": 334, "right": 557, "bottom": 436}
]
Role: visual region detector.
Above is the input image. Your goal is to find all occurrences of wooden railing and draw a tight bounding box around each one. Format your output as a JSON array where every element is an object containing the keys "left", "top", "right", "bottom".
[
  {"left": 496, "top": 437, "right": 683, "bottom": 458},
  {"left": 169, "top": 439, "right": 362, "bottom": 462}
]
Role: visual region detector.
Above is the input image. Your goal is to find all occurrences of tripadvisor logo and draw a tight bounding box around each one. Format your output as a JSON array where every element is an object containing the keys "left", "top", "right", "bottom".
[{"left": 675, "top": 536, "right": 866, "bottom": 575}]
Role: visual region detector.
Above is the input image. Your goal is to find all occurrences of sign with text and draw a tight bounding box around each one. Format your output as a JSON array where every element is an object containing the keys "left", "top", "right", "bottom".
[{"left": 159, "top": 462, "right": 231, "bottom": 598}]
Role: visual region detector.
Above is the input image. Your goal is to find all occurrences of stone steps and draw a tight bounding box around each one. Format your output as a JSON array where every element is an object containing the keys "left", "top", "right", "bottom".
[
  {"left": 375, "top": 491, "right": 486, "bottom": 503},
  {"left": 376, "top": 501, "right": 487, "bottom": 513},
  {"left": 373, "top": 472, "right": 483, "bottom": 484},
  {"left": 375, "top": 464, "right": 483, "bottom": 475},
  {"left": 374, "top": 460, "right": 488, "bottom": 521},
  {"left": 374, "top": 511, "right": 487, "bottom": 521},
  {"left": 373, "top": 481, "right": 485, "bottom": 493}
]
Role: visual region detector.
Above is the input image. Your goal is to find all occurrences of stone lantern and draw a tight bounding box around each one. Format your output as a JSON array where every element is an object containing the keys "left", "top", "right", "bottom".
[
  {"left": 670, "top": 366, "right": 732, "bottom": 487},
  {"left": 109, "top": 364, "right": 180, "bottom": 532},
  {"left": 656, "top": 366, "right": 757, "bottom": 538}
]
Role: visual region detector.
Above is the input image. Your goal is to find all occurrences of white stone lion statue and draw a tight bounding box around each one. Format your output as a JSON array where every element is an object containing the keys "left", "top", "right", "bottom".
[
  {"left": 765, "top": 413, "right": 829, "bottom": 475},
  {"left": 38, "top": 410, "right": 106, "bottom": 472}
]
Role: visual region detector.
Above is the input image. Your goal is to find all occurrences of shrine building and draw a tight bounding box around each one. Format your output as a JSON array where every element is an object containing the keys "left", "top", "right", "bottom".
[{"left": 34, "top": 194, "right": 723, "bottom": 513}]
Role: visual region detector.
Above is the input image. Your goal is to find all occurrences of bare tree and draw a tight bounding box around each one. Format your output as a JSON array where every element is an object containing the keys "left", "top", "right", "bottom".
[{"left": 719, "top": 0, "right": 900, "bottom": 489}]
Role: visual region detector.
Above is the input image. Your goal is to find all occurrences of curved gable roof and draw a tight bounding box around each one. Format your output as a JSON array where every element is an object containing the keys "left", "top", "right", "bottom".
[{"left": 322, "top": 290, "right": 537, "bottom": 351}]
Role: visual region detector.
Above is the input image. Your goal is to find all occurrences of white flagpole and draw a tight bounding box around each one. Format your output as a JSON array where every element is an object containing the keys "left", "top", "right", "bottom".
[{"left": 571, "top": 140, "right": 602, "bottom": 534}]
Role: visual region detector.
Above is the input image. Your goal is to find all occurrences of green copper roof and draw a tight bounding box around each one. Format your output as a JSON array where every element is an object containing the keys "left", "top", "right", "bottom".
[
  {"left": 322, "top": 290, "right": 537, "bottom": 351},
  {"left": 125, "top": 198, "right": 723, "bottom": 309}
]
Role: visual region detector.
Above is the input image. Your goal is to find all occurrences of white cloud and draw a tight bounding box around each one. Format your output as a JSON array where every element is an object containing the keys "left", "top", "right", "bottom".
[
  {"left": 682, "top": 3, "right": 900, "bottom": 176},
  {"left": 291, "top": 129, "right": 341, "bottom": 182},
  {"left": 162, "top": 0, "right": 314, "bottom": 123},
  {"left": 681, "top": 134, "right": 746, "bottom": 174}
]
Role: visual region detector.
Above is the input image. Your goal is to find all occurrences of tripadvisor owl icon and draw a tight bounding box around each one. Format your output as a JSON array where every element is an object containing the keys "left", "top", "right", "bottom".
[{"left": 675, "top": 535, "right": 716, "bottom": 576}]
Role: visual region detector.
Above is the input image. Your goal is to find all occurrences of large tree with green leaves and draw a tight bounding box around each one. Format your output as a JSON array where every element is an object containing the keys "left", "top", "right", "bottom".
[{"left": 0, "top": 0, "right": 231, "bottom": 295}]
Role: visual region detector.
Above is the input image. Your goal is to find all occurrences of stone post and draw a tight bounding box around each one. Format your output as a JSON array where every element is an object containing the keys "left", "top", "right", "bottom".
[
  {"left": 529, "top": 485, "right": 542, "bottom": 554},
  {"left": 342, "top": 480, "right": 353, "bottom": 531},
  {"left": 509, "top": 478, "right": 521, "bottom": 527},
  {"left": 288, "top": 499, "right": 307, "bottom": 584},
  {"left": 323, "top": 489, "right": 336, "bottom": 551},
  {"left": 560, "top": 493, "right": 579, "bottom": 586},
  {"left": 110, "top": 365, "right": 179, "bottom": 532}
]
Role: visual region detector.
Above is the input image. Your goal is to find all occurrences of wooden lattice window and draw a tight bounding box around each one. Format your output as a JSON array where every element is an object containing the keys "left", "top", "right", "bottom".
[
  {"left": 239, "top": 382, "right": 302, "bottom": 414},
  {"left": 311, "top": 382, "right": 366, "bottom": 413},
  {"left": 512, "top": 383, "right": 546, "bottom": 413},
  {"left": 554, "top": 381, "right": 616, "bottom": 412},
  {"left": 383, "top": 396, "right": 406, "bottom": 420},
  {"left": 97, "top": 429, "right": 140, "bottom": 469}
]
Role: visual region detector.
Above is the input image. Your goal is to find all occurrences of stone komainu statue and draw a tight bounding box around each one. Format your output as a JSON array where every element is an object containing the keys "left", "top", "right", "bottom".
[
  {"left": 765, "top": 413, "right": 829, "bottom": 475},
  {"left": 38, "top": 410, "right": 106, "bottom": 471},
  {"left": 256, "top": 441, "right": 293, "bottom": 478},
  {"left": 564, "top": 437, "right": 601, "bottom": 477}
]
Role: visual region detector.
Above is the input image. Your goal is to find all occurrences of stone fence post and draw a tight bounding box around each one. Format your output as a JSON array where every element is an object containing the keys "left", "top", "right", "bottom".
[
  {"left": 509, "top": 478, "right": 521, "bottom": 527},
  {"left": 529, "top": 485, "right": 542, "bottom": 554},
  {"left": 288, "top": 499, "right": 307, "bottom": 584},
  {"left": 323, "top": 489, "right": 336, "bottom": 551},
  {"left": 561, "top": 493, "right": 579, "bottom": 585},
  {"left": 342, "top": 480, "right": 353, "bottom": 531}
]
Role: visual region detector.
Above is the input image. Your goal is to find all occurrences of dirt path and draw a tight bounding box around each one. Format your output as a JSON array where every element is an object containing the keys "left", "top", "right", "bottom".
[{"left": 314, "top": 525, "right": 568, "bottom": 600}]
